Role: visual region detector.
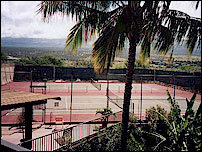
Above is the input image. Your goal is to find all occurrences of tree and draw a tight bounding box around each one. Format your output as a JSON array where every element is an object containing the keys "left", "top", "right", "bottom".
[
  {"left": 15, "top": 55, "right": 64, "bottom": 66},
  {"left": 37, "top": 1, "right": 201, "bottom": 150},
  {"left": 1, "top": 52, "right": 8, "bottom": 63}
]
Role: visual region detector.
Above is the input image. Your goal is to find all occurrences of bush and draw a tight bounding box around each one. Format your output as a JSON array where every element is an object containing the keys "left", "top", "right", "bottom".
[
  {"left": 15, "top": 55, "right": 64, "bottom": 66},
  {"left": 1, "top": 52, "right": 8, "bottom": 63},
  {"left": 143, "top": 90, "right": 201, "bottom": 151},
  {"left": 59, "top": 91, "right": 201, "bottom": 151}
]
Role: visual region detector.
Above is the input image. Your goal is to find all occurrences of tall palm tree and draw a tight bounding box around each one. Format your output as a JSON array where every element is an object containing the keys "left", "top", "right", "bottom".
[{"left": 37, "top": 1, "right": 201, "bottom": 150}]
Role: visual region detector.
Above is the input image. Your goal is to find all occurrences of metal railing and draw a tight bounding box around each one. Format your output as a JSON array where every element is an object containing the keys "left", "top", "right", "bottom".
[{"left": 19, "top": 111, "right": 122, "bottom": 151}]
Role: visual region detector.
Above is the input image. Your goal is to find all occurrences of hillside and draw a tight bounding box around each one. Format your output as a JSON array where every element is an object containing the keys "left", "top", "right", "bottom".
[{"left": 1, "top": 37, "right": 201, "bottom": 59}]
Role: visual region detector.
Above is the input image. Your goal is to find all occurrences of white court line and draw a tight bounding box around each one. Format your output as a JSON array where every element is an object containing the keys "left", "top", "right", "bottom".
[{"left": 65, "top": 97, "right": 68, "bottom": 110}]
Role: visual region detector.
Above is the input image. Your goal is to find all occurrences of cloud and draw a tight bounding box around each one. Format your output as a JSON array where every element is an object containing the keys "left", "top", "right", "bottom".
[
  {"left": 170, "top": 1, "right": 201, "bottom": 18},
  {"left": 1, "top": 1, "right": 201, "bottom": 39},
  {"left": 1, "top": 1, "right": 76, "bottom": 39}
]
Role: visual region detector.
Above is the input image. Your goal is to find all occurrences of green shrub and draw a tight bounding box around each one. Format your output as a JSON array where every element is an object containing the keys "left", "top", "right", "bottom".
[
  {"left": 59, "top": 91, "right": 201, "bottom": 151},
  {"left": 15, "top": 55, "right": 64, "bottom": 66},
  {"left": 129, "top": 113, "right": 139, "bottom": 123},
  {"left": 1, "top": 52, "right": 8, "bottom": 62}
]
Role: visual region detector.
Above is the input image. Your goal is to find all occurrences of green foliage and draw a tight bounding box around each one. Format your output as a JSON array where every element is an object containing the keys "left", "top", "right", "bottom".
[
  {"left": 1, "top": 52, "right": 8, "bottom": 62},
  {"left": 129, "top": 113, "right": 139, "bottom": 123},
  {"left": 127, "top": 125, "right": 147, "bottom": 151},
  {"left": 166, "top": 90, "right": 201, "bottom": 151},
  {"left": 124, "top": 59, "right": 148, "bottom": 68},
  {"left": 70, "top": 124, "right": 122, "bottom": 151},
  {"left": 146, "top": 105, "right": 168, "bottom": 122},
  {"left": 96, "top": 108, "right": 113, "bottom": 129},
  {"left": 146, "top": 90, "right": 201, "bottom": 151},
  {"left": 60, "top": 89, "right": 201, "bottom": 151},
  {"left": 74, "top": 59, "right": 94, "bottom": 68},
  {"left": 96, "top": 107, "right": 113, "bottom": 116},
  {"left": 15, "top": 55, "right": 64, "bottom": 66},
  {"left": 178, "top": 65, "right": 201, "bottom": 73}
]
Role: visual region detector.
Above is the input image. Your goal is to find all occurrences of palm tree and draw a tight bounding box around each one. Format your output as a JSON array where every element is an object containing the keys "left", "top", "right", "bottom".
[{"left": 37, "top": 1, "right": 201, "bottom": 150}]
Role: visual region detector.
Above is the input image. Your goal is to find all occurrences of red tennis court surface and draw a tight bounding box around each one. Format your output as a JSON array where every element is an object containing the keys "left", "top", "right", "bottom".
[{"left": 1, "top": 81, "right": 201, "bottom": 125}]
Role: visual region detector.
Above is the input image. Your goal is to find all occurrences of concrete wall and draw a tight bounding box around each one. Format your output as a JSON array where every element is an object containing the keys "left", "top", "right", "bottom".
[{"left": 1, "top": 64, "right": 15, "bottom": 85}]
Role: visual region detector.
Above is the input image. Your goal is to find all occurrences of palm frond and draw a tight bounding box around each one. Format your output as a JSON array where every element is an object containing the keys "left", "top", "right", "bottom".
[
  {"left": 167, "top": 47, "right": 174, "bottom": 65},
  {"left": 65, "top": 6, "right": 112, "bottom": 54},
  {"left": 195, "top": 1, "right": 200, "bottom": 10},
  {"left": 139, "top": 1, "right": 172, "bottom": 60},
  {"left": 162, "top": 9, "right": 201, "bottom": 55},
  {"left": 37, "top": 1, "right": 114, "bottom": 22},
  {"left": 185, "top": 19, "right": 201, "bottom": 55},
  {"left": 139, "top": 28, "right": 151, "bottom": 66},
  {"left": 153, "top": 25, "right": 174, "bottom": 55},
  {"left": 92, "top": 8, "right": 128, "bottom": 74}
]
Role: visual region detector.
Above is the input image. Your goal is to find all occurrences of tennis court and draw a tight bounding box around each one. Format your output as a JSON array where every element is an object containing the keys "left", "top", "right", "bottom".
[{"left": 1, "top": 80, "right": 201, "bottom": 124}]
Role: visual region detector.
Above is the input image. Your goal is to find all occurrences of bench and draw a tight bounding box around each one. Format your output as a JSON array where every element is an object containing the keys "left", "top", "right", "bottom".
[
  {"left": 30, "top": 79, "right": 47, "bottom": 94},
  {"left": 30, "top": 85, "right": 47, "bottom": 94}
]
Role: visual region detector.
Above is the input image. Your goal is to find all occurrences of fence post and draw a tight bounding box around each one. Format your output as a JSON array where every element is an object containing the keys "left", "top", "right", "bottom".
[
  {"left": 107, "top": 73, "right": 109, "bottom": 109},
  {"left": 53, "top": 65, "right": 55, "bottom": 81},
  {"left": 138, "top": 103, "right": 139, "bottom": 119},
  {"left": 51, "top": 134, "right": 52, "bottom": 151},
  {"left": 173, "top": 74, "right": 175, "bottom": 100},
  {"left": 30, "top": 71, "right": 33, "bottom": 92},
  {"left": 89, "top": 124, "right": 90, "bottom": 136},
  {"left": 43, "top": 103, "right": 46, "bottom": 125}
]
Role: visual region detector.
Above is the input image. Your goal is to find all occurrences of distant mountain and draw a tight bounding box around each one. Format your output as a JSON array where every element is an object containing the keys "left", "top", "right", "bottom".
[
  {"left": 1, "top": 37, "right": 201, "bottom": 56},
  {"left": 1, "top": 37, "right": 67, "bottom": 48}
]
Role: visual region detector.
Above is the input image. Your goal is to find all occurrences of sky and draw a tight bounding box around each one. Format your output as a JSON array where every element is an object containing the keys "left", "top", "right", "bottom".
[{"left": 1, "top": 1, "right": 201, "bottom": 39}]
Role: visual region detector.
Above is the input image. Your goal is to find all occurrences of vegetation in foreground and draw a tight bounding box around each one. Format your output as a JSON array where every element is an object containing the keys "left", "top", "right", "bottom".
[{"left": 59, "top": 91, "right": 201, "bottom": 151}]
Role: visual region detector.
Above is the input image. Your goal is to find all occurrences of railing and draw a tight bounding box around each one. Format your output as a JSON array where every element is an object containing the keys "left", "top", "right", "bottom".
[{"left": 19, "top": 111, "right": 122, "bottom": 151}]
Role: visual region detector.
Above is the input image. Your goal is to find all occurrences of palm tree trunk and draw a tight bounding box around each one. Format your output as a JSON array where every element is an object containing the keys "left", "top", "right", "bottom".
[{"left": 121, "top": 37, "right": 136, "bottom": 151}]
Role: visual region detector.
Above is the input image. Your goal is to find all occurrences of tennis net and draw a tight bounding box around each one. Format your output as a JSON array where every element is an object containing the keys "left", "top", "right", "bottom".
[
  {"left": 108, "top": 90, "right": 123, "bottom": 109},
  {"left": 108, "top": 90, "right": 134, "bottom": 112},
  {"left": 90, "top": 78, "right": 101, "bottom": 91}
]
